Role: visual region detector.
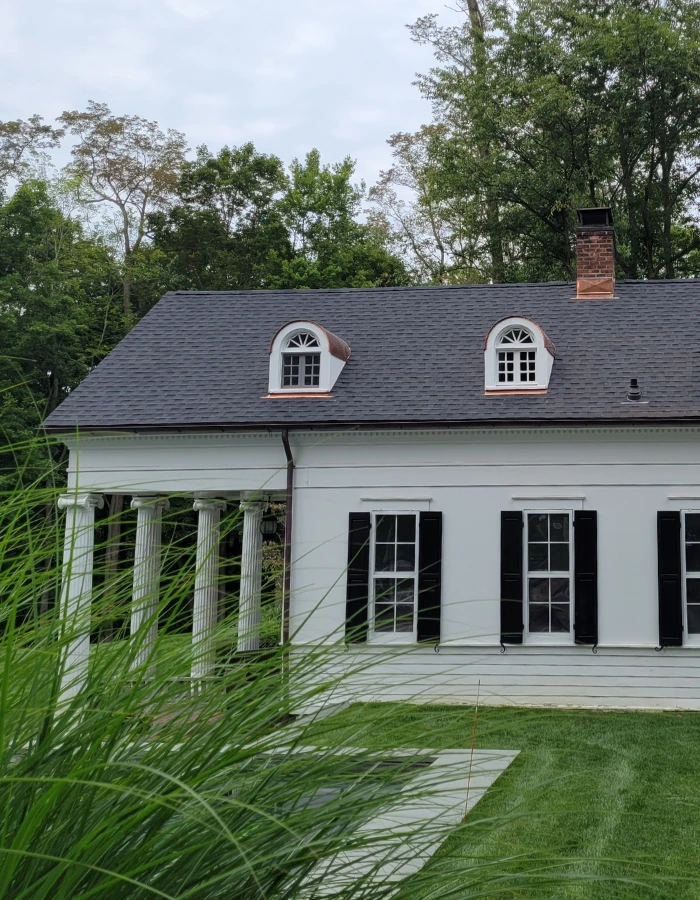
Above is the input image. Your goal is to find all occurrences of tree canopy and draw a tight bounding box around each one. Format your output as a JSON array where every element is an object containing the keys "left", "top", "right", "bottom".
[{"left": 376, "top": 0, "right": 700, "bottom": 282}]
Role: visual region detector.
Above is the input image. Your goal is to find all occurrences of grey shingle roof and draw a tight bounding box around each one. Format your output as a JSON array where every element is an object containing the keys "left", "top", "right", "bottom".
[{"left": 43, "top": 281, "right": 700, "bottom": 431}]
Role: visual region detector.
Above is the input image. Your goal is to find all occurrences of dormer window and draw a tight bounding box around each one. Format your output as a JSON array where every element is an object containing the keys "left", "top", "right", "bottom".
[
  {"left": 269, "top": 321, "right": 351, "bottom": 395},
  {"left": 485, "top": 317, "right": 555, "bottom": 393},
  {"left": 282, "top": 331, "right": 321, "bottom": 387}
]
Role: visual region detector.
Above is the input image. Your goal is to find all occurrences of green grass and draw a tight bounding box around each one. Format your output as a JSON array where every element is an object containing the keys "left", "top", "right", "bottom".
[{"left": 310, "top": 703, "right": 700, "bottom": 899}]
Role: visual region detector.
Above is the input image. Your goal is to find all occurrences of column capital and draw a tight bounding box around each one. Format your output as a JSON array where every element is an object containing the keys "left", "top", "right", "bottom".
[
  {"left": 131, "top": 495, "right": 170, "bottom": 512},
  {"left": 58, "top": 492, "right": 104, "bottom": 511},
  {"left": 240, "top": 498, "right": 266, "bottom": 513},
  {"left": 193, "top": 498, "right": 227, "bottom": 513}
]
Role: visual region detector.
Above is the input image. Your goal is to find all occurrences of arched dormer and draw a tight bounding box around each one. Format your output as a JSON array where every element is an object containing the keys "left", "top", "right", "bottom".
[
  {"left": 484, "top": 316, "right": 555, "bottom": 392},
  {"left": 268, "top": 321, "right": 351, "bottom": 395}
]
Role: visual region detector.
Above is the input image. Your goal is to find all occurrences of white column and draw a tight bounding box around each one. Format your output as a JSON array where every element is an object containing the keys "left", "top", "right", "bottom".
[
  {"left": 238, "top": 500, "right": 265, "bottom": 653},
  {"left": 57, "top": 492, "right": 104, "bottom": 705},
  {"left": 192, "top": 499, "right": 226, "bottom": 683},
  {"left": 130, "top": 496, "right": 169, "bottom": 676}
]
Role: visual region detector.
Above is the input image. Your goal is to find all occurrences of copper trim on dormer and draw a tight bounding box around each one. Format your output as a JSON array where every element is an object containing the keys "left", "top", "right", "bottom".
[
  {"left": 484, "top": 316, "right": 556, "bottom": 356},
  {"left": 269, "top": 321, "right": 351, "bottom": 361},
  {"left": 262, "top": 392, "right": 334, "bottom": 399}
]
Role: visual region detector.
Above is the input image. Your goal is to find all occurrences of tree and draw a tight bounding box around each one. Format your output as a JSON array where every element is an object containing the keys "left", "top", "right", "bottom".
[
  {"left": 0, "top": 181, "right": 122, "bottom": 485},
  {"left": 273, "top": 149, "right": 408, "bottom": 288},
  {"left": 149, "top": 144, "right": 291, "bottom": 295},
  {"left": 57, "top": 102, "right": 187, "bottom": 315},
  {"left": 151, "top": 145, "right": 408, "bottom": 293},
  {"left": 384, "top": 0, "right": 700, "bottom": 282},
  {"left": 0, "top": 116, "right": 62, "bottom": 187}
]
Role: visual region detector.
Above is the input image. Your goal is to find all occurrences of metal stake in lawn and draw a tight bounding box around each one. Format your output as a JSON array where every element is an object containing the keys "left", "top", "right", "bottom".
[{"left": 462, "top": 679, "right": 481, "bottom": 822}]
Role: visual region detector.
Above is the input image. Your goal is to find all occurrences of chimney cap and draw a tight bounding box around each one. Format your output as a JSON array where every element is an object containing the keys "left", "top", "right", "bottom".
[{"left": 577, "top": 207, "right": 614, "bottom": 229}]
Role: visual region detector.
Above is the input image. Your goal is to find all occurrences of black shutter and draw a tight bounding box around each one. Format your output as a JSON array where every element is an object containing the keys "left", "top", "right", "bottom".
[
  {"left": 501, "top": 511, "right": 524, "bottom": 644},
  {"left": 417, "top": 511, "right": 442, "bottom": 642},
  {"left": 657, "top": 511, "right": 683, "bottom": 647},
  {"left": 574, "top": 510, "right": 598, "bottom": 645},
  {"left": 345, "top": 512, "right": 371, "bottom": 642}
]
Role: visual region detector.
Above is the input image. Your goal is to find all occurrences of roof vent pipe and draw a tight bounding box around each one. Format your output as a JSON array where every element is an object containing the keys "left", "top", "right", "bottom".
[{"left": 627, "top": 378, "right": 642, "bottom": 402}]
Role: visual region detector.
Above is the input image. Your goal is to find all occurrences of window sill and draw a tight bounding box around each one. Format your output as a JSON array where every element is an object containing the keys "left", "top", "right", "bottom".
[
  {"left": 367, "top": 635, "right": 416, "bottom": 646},
  {"left": 262, "top": 391, "right": 333, "bottom": 399},
  {"left": 484, "top": 388, "right": 548, "bottom": 396}
]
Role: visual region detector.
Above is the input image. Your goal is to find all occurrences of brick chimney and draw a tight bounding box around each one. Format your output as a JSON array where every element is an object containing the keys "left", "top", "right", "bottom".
[{"left": 575, "top": 207, "right": 615, "bottom": 299}]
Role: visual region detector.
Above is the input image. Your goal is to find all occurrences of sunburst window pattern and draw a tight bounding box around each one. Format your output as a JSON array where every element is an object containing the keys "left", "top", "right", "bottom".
[{"left": 286, "top": 331, "right": 320, "bottom": 349}]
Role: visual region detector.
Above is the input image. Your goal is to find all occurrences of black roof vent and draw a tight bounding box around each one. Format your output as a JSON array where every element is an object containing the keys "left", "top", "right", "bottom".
[
  {"left": 577, "top": 207, "right": 613, "bottom": 229},
  {"left": 627, "top": 378, "right": 642, "bottom": 402}
]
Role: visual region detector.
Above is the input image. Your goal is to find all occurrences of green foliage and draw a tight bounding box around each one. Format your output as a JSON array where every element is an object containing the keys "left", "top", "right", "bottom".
[
  {"left": 0, "top": 182, "right": 123, "bottom": 487},
  {"left": 151, "top": 145, "right": 408, "bottom": 295},
  {"left": 381, "top": 0, "right": 700, "bottom": 281},
  {"left": 0, "top": 445, "right": 457, "bottom": 899}
]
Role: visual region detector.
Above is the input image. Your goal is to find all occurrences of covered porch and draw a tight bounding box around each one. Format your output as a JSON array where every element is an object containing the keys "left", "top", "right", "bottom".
[{"left": 55, "top": 431, "right": 294, "bottom": 703}]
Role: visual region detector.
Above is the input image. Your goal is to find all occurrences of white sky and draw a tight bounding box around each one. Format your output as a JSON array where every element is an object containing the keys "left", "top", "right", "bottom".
[{"left": 1, "top": 0, "right": 461, "bottom": 188}]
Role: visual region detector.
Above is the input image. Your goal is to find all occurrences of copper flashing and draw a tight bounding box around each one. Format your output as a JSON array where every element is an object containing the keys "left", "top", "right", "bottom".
[
  {"left": 484, "top": 389, "right": 548, "bottom": 396},
  {"left": 270, "top": 321, "right": 351, "bottom": 361},
  {"left": 484, "top": 316, "right": 556, "bottom": 355},
  {"left": 575, "top": 277, "right": 615, "bottom": 300},
  {"left": 263, "top": 392, "right": 334, "bottom": 399}
]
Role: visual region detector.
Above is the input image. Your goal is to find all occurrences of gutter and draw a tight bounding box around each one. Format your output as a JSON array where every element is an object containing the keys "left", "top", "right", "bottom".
[
  {"left": 281, "top": 429, "right": 294, "bottom": 645},
  {"left": 42, "top": 416, "right": 700, "bottom": 436}
]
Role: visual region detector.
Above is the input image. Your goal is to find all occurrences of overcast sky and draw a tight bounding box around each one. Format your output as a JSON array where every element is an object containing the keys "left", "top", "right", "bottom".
[{"left": 0, "top": 0, "right": 461, "bottom": 188}]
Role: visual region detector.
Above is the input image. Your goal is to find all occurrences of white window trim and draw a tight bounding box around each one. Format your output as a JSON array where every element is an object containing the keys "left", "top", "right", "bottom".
[
  {"left": 523, "top": 508, "right": 575, "bottom": 646},
  {"left": 368, "top": 510, "right": 419, "bottom": 645},
  {"left": 484, "top": 316, "right": 554, "bottom": 391},
  {"left": 269, "top": 321, "right": 339, "bottom": 394},
  {"left": 681, "top": 510, "right": 700, "bottom": 647}
]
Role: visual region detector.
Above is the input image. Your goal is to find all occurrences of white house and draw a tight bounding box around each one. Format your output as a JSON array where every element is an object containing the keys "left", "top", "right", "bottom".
[{"left": 45, "top": 208, "right": 700, "bottom": 710}]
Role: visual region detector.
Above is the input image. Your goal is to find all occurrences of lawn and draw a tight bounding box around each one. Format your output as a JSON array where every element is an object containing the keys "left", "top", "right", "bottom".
[{"left": 309, "top": 703, "right": 700, "bottom": 899}]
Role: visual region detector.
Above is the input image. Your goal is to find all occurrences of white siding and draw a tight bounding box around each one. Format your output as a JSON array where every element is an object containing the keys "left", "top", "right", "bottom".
[
  {"left": 287, "top": 427, "right": 700, "bottom": 709},
  {"left": 62, "top": 426, "right": 700, "bottom": 709}
]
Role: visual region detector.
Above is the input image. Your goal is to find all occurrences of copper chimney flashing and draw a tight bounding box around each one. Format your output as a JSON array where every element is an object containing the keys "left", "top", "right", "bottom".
[{"left": 575, "top": 207, "right": 616, "bottom": 299}]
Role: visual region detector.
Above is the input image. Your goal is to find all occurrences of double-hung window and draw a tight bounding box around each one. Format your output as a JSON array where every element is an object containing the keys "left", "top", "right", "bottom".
[
  {"left": 371, "top": 513, "right": 418, "bottom": 640},
  {"left": 683, "top": 512, "right": 700, "bottom": 644},
  {"left": 525, "top": 511, "right": 573, "bottom": 641}
]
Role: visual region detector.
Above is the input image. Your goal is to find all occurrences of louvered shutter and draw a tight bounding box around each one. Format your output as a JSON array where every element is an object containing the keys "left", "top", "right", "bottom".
[
  {"left": 417, "top": 511, "right": 442, "bottom": 642},
  {"left": 657, "top": 511, "right": 683, "bottom": 647},
  {"left": 574, "top": 510, "right": 598, "bottom": 645},
  {"left": 501, "top": 511, "right": 524, "bottom": 644},
  {"left": 345, "top": 512, "right": 371, "bottom": 642}
]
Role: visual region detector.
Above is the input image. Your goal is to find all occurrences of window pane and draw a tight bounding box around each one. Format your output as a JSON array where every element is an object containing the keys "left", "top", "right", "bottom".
[
  {"left": 687, "top": 578, "right": 700, "bottom": 604},
  {"left": 551, "top": 604, "right": 570, "bottom": 633},
  {"left": 397, "top": 515, "right": 416, "bottom": 542},
  {"left": 282, "top": 354, "right": 300, "bottom": 386},
  {"left": 550, "top": 543, "right": 569, "bottom": 572},
  {"left": 529, "top": 604, "right": 549, "bottom": 632},
  {"left": 550, "top": 514, "right": 569, "bottom": 542},
  {"left": 375, "top": 543, "right": 395, "bottom": 572},
  {"left": 374, "top": 579, "right": 395, "bottom": 603},
  {"left": 528, "top": 543, "right": 548, "bottom": 571},
  {"left": 551, "top": 578, "right": 570, "bottom": 604},
  {"left": 303, "top": 354, "right": 320, "bottom": 386},
  {"left": 688, "top": 605, "right": 700, "bottom": 634},
  {"left": 396, "top": 544, "right": 415, "bottom": 571},
  {"left": 375, "top": 515, "right": 395, "bottom": 543},
  {"left": 528, "top": 577, "right": 549, "bottom": 605},
  {"left": 396, "top": 579, "right": 414, "bottom": 604},
  {"left": 528, "top": 514, "right": 548, "bottom": 542},
  {"left": 686, "top": 514, "right": 700, "bottom": 543},
  {"left": 395, "top": 605, "right": 414, "bottom": 632},
  {"left": 374, "top": 604, "right": 393, "bottom": 632},
  {"left": 686, "top": 544, "right": 700, "bottom": 573}
]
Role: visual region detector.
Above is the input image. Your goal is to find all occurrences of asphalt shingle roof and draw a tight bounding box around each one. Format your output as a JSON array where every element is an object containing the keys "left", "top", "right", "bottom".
[{"left": 43, "top": 281, "right": 700, "bottom": 431}]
